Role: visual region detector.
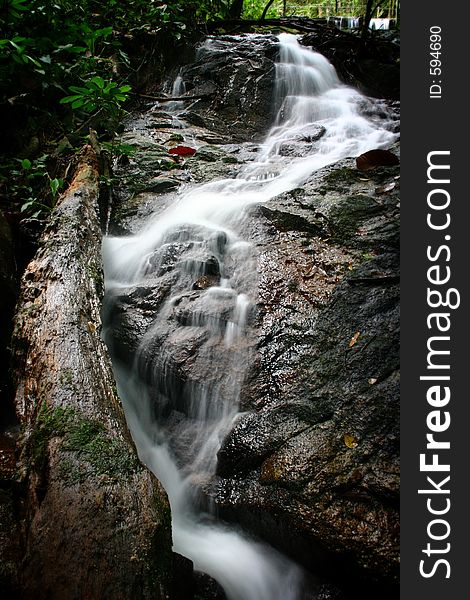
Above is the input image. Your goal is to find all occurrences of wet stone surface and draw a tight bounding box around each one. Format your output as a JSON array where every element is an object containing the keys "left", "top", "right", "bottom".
[{"left": 105, "top": 33, "right": 400, "bottom": 600}]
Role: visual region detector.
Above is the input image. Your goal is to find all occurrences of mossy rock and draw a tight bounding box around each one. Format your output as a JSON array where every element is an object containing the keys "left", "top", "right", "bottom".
[{"left": 328, "top": 194, "right": 384, "bottom": 244}]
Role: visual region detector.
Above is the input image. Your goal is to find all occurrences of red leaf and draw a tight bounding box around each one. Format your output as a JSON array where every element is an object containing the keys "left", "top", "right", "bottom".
[
  {"left": 168, "top": 146, "right": 196, "bottom": 156},
  {"left": 356, "top": 149, "right": 399, "bottom": 171}
]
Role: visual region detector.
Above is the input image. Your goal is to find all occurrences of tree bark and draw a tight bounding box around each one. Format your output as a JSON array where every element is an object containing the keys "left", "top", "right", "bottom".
[
  {"left": 361, "top": 0, "right": 375, "bottom": 41},
  {"left": 261, "top": 0, "right": 276, "bottom": 21},
  {"left": 11, "top": 141, "right": 175, "bottom": 599},
  {"left": 229, "top": 0, "right": 244, "bottom": 19}
]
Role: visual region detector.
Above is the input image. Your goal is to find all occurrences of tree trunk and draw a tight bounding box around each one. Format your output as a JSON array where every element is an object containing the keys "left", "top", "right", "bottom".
[
  {"left": 229, "top": 0, "right": 244, "bottom": 19},
  {"left": 361, "top": 0, "right": 375, "bottom": 41},
  {"left": 261, "top": 0, "right": 276, "bottom": 21},
  {"left": 10, "top": 141, "right": 176, "bottom": 599}
]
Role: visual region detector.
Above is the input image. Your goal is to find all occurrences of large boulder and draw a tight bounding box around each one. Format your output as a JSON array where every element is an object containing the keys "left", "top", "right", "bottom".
[
  {"left": 179, "top": 34, "right": 279, "bottom": 141},
  {"left": 214, "top": 159, "right": 400, "bottom": 598}
]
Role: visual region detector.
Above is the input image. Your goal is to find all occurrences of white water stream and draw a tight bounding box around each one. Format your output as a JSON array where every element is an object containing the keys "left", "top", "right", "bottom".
[{"left": 103, "top": 34, "right": 396, "bottom": 599}]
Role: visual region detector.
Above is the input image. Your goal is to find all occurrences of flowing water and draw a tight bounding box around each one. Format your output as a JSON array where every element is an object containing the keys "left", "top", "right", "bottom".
[{"left": 102, "top": 34, "right": 397, "bottom": 599}]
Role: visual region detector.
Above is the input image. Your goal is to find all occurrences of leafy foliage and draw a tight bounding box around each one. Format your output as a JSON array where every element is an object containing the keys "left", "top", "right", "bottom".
[
  {"left": 0, "top": 0, "right": 397, "bottom": 227},
  {"left": 0, "top": 0, "right": 197, "bottom": 224}
]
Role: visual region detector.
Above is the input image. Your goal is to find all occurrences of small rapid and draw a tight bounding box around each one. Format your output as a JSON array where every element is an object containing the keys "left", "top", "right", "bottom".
[{"left": 102, "top": 33, "right": 397, "bottom": 599}]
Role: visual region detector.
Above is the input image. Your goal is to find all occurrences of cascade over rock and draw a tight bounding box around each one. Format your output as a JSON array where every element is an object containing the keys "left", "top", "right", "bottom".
[
  {"left": 103, "top": 33, "right": 399, "bottom": 600},
  {"left": 215, "top": 161, "right": 399, "bottom": 590}
]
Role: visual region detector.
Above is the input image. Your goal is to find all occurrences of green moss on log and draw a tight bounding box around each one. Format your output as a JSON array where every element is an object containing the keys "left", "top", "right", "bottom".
[{"left": 27, "top": 405, "right": 142, "bottom": 484}]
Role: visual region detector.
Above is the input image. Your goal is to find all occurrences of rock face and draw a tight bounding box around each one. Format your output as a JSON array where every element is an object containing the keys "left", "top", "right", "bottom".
[
  {"left": 7, "top": 147, "right": 175, "bottom": 599},
  {"left": 176, "top": 34, "right": 279, "bottom": 141},
  {"left": 215, "top": 160, "right": 400, "bottom": 597},
  {"left": 104, "top": 33, "right": 399, "bottom": 599},
  {"left": 301, "top": 31, "right": 400, "bottom": 100}
]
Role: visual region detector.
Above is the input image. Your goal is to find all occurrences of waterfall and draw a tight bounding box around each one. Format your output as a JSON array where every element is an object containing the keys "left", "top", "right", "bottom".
[
  {"left": 102, "top": 34, "right": 396, "bottom": 599},
  {"left": 167, "top": 71, "right": 187, "bottom": 116},
  {"left": 370, "top": 18, "right": 391, "bottom": 30}
]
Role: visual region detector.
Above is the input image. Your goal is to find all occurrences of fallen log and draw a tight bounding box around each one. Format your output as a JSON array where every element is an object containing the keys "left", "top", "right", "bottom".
[{"left": 10, "top": 138, "right": 175, "bottom": 599}]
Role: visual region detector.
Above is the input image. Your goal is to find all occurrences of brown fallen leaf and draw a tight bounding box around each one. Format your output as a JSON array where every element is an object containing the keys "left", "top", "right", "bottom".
[
  {"left": 356, "top": 149, "right": 400, "bottom": 171},
  {"left": 344, "top": 434, "right": 358, "bottom": 449},
  {"left": 349, "top": 331, "right": 360, "bottom": 348}
]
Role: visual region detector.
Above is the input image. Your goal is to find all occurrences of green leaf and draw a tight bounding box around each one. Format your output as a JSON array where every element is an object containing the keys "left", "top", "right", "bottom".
[
  {"left": 25, "top": 55, "right": 42, "bottom": 67},
  {"left": 9, "top": 40, "right": 25, "bottom": 53},
  {"left": 21, "top": 158, "right": 32, "bottom": 170},
  {"left": 90, "top": 76, "right": 105, "bottom": 89},
  {"left": 82, "top": 101, "right": 97, "bottom": 113},
  {"left": 71, "top": 99, "right": 85, "bottom": 109},
  {"left": 60, "top": 95, "right": 83, "bottom": 104},
  {"left": 21, "top": 200, "right": 35, "bottom": 212},
  {"left": 12, "top": 0, "right": 29, "bottom": 11},
  {"left": 96, "top": 27, "right": 113, "bottom": 37},
  {"left": 49, "top": 178, "right": 63, "bottom": 197},
  {"left": 119, "top": 85, "right": 132, "bottom": 93},
  {"left": 69, "top": 85, "right": 90, "bottom": 94}
]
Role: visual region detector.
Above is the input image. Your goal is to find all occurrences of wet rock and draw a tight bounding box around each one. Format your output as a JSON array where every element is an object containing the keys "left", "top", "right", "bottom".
[
  {"left": 193, "top": 571, "right": 227, "bottom": 600},
  {"left": 147, "top": 116, "right": 174, "bottom": 129},
  {"left": 104, "top": 273, "right": 178, "bottom": 364},
  {"left": 181, "top": 35, "right": 278, "bottom": 141},
  {"left": 214, "top": 159, "right": 400, "bottom": 597},
  {"left": 178, "top": 253, "right": 221, "bottom": 277},
  {"left": 279, "top": 125, "right": 327, "bottom": 156},
  {"left": 184, "top": 111, "right": 208, "bottom": 128},
  {"left": 217, "top": 402, "right": 333, "bottom": 478},
  {"left": 278, "top": 142, "right": 313, "bottom": 157},
  {"left": 193, "top": 145, "right": 237, "bottom": 164},
  {"left": 143, "top": 176, "right": 180, "bottom": 193},
  {"left": 301, "top": 32, "right": 400, "bottom": 100},
  {"left": 293, "top": 124, "right": 327, "bottom": 142},
  {"left": 193, "top": 275, "right": 219, "bottom": 290},
  {"left": 171, "top": 553, "right": 195, "bottom": 599}
]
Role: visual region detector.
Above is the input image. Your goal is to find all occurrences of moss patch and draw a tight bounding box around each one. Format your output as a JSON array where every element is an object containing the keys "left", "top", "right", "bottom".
[
  {"left": 28, "top": 404, "right": 75, "bottom": 472},
  {"left": 61, "top": 418, "right": 142, "bottom": 483},
  {"left": 27, "top": 404, "right": 141, "bottom": 484},
  {"left": 328, "top": 194, "right": 384, "bottom": 244}
]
